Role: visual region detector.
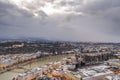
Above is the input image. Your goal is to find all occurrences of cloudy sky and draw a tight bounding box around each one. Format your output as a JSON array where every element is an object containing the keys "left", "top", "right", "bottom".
[{"left": 0, "top": 0, "right": 120, "bottom": 42}]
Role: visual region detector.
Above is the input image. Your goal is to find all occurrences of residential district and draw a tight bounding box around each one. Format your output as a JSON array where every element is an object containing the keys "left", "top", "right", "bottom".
[{"left": 1, "top": 41, "right": 120, "bottom": 80}]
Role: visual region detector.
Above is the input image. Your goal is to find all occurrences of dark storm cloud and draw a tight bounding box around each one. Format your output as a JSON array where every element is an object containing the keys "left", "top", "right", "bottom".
[
  {"left": 0, "top": 1, "right": 34, "bottom": 27},
  {"left": 0, "top": 0, "right": 120, "bottom": 42},
  {"left": 73, "top": 0, "right": 120, "bottom": 39},
  {"left": 81, "top": 0, "right": 120, "bottom": 13}
]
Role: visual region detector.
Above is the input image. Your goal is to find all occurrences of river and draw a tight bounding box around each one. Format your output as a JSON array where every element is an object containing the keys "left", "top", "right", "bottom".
[{"left": 0, "top": 54, "right": 73, "bottom": 80}]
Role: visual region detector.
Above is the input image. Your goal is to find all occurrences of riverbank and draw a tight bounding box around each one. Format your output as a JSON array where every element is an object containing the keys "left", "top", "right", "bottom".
[{"left": 0, "top": 54, "right": 74, "bottom": 80}]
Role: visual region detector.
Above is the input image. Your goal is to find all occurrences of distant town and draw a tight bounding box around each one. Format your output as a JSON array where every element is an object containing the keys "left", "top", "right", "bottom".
[{"left": 1, "top": 40, "right": 120, "bottom": 80}]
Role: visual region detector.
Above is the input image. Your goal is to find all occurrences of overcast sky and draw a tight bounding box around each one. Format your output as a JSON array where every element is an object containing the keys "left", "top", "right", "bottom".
[{"left": 0, "top": 0, "right": 120, "bottom": 42}]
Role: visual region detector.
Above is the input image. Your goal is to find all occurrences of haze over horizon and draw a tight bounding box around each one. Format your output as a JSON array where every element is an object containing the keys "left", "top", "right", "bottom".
[{"left": 0, "top": 0, "right": 120, "bottom": 42}]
